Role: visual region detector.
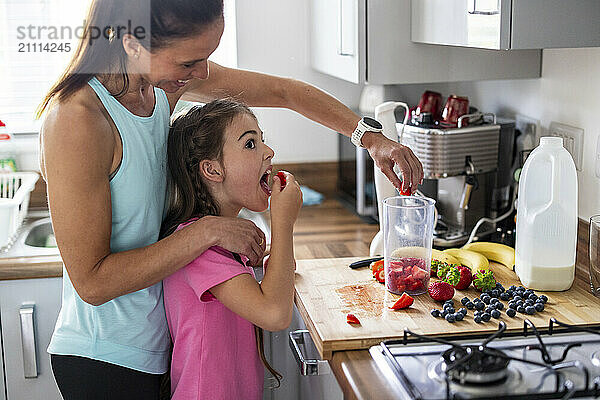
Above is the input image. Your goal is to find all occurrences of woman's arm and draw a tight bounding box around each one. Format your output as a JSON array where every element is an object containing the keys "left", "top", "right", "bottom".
[
  {"left": 41, "top": 96, "right": 265, "bottom": 306},
  {"left": 181, "top": 62, "right": 423, "bottom": 193}
]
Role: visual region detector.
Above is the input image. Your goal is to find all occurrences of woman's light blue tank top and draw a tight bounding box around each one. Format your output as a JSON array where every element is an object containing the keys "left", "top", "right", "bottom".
[{"left": 47, "top": 77, "right": 171, "bottom": 373}]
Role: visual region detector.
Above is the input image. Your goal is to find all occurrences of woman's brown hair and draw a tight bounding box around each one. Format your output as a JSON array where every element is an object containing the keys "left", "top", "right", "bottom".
[
  {"left": 36, "top": 0, "right": 223, "bottom": 117},
  {"left": 161, "top": 99, "right": 282, "bottom": 387}
]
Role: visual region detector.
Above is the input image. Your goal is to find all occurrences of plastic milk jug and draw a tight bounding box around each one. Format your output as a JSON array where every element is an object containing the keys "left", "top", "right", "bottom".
[{"left": 515, "top": 136, "right": 578, "bottom": 291}]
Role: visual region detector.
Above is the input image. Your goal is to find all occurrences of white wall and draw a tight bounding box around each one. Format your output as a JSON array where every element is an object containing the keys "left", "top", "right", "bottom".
[
  {"left": 235, "top": 3, "right": 600, "bottom": 219},
  {"left": 235, "top": 0, "right": 363, "bottom": 163},
  {"left": 387, "top": 48, "right": 600, "bottom": 220}
]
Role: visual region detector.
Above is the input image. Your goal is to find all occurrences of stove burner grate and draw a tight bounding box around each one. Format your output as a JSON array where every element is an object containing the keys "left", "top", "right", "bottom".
[
  {"left": 378, "top": 319, "right": 600, "bottom": 399},
  {"left": 442, "top": 345, "right": 510, "bottom": 384}
]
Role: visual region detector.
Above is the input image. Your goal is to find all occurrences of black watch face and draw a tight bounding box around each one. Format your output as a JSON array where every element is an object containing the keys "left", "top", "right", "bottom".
[{"left": 363, "top": 116, "right": 383, "bottom": 130}]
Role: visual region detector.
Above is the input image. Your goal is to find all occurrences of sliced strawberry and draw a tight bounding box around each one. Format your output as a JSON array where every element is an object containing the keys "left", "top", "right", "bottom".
[
  {"left": 371, "top": 259, "right": 384, "bottom": 277},
  {"left": 390, "top": 293, "right": 414, "bottom": 310},
  {"left": 375, "top": 269, "right": 385, "bottom": 283},
  {"left": 346, "top": 313, "right": 361, "bottom": 325},
  {"left": 276, "top": 171, "right": 287, "bottom": 189}
]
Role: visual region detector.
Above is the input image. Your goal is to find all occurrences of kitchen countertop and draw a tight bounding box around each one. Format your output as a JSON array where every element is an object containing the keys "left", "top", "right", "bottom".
[{"left": 2, "top": 199, "right": 594, "bottom": 400}]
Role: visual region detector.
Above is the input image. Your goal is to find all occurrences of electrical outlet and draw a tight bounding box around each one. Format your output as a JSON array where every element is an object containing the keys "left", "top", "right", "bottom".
[{"left": 548, "top": 121, "right": 584, "bottom": 170}]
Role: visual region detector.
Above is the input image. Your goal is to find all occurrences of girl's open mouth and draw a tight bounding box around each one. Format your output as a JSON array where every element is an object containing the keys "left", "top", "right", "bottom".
[{"left": 260, "top": 169, "right": 272, "bottom": 195}]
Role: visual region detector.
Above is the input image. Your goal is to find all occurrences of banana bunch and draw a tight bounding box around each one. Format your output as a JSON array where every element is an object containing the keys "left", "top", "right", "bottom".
[
  {"left": 462, "top": 242, "right": 515, "bottom": 270},
  {"left": 442, "top": 248, "right": 489, "bottom": 272},
  {"left": 431, "top": 249, "right": 459, "bottom": 265}
]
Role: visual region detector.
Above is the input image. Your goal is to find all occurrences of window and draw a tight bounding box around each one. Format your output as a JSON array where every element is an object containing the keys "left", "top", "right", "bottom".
[{"left": 0, "top": 0, "right": 237, "bottom": 131}]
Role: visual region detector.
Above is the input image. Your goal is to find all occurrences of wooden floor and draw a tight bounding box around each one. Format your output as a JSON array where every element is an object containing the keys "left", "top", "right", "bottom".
[{"left": 270, "top": 198, "right": 379, "bottom": 260}]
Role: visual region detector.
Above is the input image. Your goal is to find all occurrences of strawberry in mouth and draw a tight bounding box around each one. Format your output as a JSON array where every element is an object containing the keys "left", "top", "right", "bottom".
[{"left": 260, "top": 167, "right": 272, "bottom": 195}]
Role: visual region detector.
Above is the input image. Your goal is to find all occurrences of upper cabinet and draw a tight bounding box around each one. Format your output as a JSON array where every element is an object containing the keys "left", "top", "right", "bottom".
[
  {"left": 310, "top": 0, "right": 546, "bottom": 84},
  {"left": 412, "top": 0, "right": 600, "bottom": 50}
]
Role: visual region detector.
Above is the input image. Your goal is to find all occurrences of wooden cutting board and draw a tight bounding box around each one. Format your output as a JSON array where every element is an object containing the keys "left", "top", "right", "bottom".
[{"left": 294, "top": 257, "right": 600, "bottom": 360}]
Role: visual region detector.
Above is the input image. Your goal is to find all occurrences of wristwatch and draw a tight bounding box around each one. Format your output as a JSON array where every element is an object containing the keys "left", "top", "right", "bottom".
[{"left": 351, "top": 117, "right": 383, "bottom": 148}]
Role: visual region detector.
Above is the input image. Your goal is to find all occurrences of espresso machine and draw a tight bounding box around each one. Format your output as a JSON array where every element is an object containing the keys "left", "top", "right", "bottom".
[{"left": 370, "top": 101, "right": 516, "bottom": 255}]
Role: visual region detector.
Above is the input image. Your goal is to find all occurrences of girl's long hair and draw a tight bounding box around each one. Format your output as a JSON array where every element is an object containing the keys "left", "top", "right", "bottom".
[
  {"left": 162, "top": 99, "right": 282, "bottom": 387},
  {"left": 36, "top": 0, "right": 223, "bottom": 117}
]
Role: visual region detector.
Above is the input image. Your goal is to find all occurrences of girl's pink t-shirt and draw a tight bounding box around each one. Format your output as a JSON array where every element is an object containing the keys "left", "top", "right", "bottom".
[{"left": 163, "top": 240, "right": 264, "bottom": 400}]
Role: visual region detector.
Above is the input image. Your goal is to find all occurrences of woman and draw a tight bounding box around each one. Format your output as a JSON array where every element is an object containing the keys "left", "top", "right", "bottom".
[{"left": 38, "top": 0, "right": 423, "bottom": 398}]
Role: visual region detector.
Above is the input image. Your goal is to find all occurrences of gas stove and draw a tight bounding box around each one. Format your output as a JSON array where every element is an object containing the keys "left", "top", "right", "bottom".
[{"left": 369, "top": 319, "right": 600, "bottom": 399}]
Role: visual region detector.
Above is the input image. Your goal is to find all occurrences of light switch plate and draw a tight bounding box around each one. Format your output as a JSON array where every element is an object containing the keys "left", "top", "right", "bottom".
[{"left": 548, "top": 121, "right": 584, "bottom": 170}]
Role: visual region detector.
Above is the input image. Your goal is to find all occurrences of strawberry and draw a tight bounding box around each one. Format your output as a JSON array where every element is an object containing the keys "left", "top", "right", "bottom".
[
  {"left": 371, "top": 259, "right": 384, "bottom": 277},
  {"left": 390, "top": 293, "right": 414, "bottom": 310},
  {"left": 346, "top": 313, "right": 361, "bottom": 325},
  {"left": 428, "top": 281, "right": 455, "bottom": 302},
  {"left": 276, "top": 171, "right": 287, "bottom": 189},
  {"left": 472, "top": 270, "right": 496, "bottom": 291},
  {"left": 443, "top": 265, "right": 472, "bottom": 290},
  {"left": 433, "top": 260, "right": 459, "bottom": 280},
  {"left": 375, "top": 268, "right": 385, "bottom": 284}
]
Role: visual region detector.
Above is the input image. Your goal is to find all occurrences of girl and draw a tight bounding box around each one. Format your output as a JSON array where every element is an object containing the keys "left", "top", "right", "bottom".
[{"left": 161, "top": 99, "right": 303, "bottom": 400}]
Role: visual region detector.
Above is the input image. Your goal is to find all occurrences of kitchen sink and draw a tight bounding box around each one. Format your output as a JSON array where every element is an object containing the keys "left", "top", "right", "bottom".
[{"left": 0, "top": 213, "right": 60, "bottom": 258}]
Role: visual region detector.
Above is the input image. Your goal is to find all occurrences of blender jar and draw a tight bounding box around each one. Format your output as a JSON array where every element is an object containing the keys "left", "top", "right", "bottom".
[{"left": 383, "top": 196, "right": 436, "bottom": 295}]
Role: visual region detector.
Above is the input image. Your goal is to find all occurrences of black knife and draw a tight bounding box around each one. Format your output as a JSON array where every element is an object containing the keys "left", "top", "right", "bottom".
[{"left": 349, "top": 256, "right": 383, "bottom": 269}]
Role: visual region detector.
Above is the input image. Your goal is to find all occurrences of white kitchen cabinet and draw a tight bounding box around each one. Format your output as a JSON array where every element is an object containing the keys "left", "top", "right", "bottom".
[
  {"left": 0, "top": 277, "right": 62, "bottom": 400},
  {"left": 310, "top": 0, "right": 541, "bottom": 84},
  {"left": 263, "top": 307, "right": 342, "bottom": 400},
  {"left": 412, "top": 0, "right": 600, "bottom": 50}
]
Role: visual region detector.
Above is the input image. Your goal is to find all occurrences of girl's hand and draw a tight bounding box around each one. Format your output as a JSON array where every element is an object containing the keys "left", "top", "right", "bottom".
[
  {"left": 270, "top": 171, "right": 302, "bottom": 230},
  {"left": 196, "top": 215, "right": 267, "bottom": 266}
]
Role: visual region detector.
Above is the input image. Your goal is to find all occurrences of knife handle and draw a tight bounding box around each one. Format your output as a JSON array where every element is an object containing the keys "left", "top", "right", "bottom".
[{"left": 349, "top": 256, "right": 383, "bottom": 269}]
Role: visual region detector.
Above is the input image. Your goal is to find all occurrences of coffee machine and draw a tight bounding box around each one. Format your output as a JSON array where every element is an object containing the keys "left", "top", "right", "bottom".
[{"left": 370, "top": 102, "right": 516, "bottom": 255}]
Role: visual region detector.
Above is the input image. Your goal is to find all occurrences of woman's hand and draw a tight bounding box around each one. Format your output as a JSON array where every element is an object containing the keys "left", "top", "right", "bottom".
[
  {"left": 197, "top": 215, "right": 267, "bottom": 266},
  {"left": 270, "top": 171, "right": 303, "bottom": 230},
  {"left": 362, "top": 132, "right": 424, "bottom": 195}
]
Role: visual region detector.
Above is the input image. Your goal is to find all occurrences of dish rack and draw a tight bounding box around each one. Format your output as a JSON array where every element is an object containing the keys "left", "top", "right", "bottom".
[{"left": 0, "top": 172, "right": 39, "bottom": 251}]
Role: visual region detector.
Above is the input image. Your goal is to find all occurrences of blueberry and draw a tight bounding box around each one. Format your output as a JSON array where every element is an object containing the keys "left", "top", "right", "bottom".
[
  {"left": 539, "top": 295, "right": 548, "bottom": 303},
  {"left": 509, "top": 285, "right": 517, "bottom": 291},
  {"left": 445, "top": 300, "right": 454, "bottom": 306},
  {"left": 442, "top": 310, "right": 449, "bottom": 317},
  {"left": 513, "top": 295, "right": 523, "bottom": 302},
  {"left": 495, "top": 302, "right": 504, "bottom": 310},
  {"left": 481, "top": 313, "right": 491, "bottom": 322},
  {"left": 461, "top": 297, "right": 470, "bottom": 305},
  {"left": 446, "top": 308, "right": 456, "bottom": 314},
  {"left": 466, "top": 301, "right": 475, "bottom": 310},
  {"left": 475, "top": 302, "right": 485, "bottom": 311},
  {"left": 482, "top": 296, "right": 491, "bottom": 305},
  {"left": 485, "top": 307, "right": 495, "bottom": 314},
  {"left": 491, "top": 309, "right": 501, "bottom": 319},
  {"left": 500, "top": 293, "right": 510, "bottom": 301},
  {"left": 525, "top": 299, "right": 534, "bottom": 306},
  {"left": 490, "top": 298, "right": 500, "bottom": 305},
  {"left": 458, "top": 308, "right": 468, "bottom": 315},
  {"left": 474, "top": 310, "right": 482, "bottom": 316},
  {"left": 506, "top": 308, "right": 516, "bottom": 317},
  {"left": 454, "top": 312, "right": 464, "bottom": 321},
  {"left": 516, "top": 300, "right": 525, "bottom": 307},
  {"left": 445, "top": 314, "right": 456, "bottom": 323},
  {"left": 525, "top": 306, "right": 536, "bottom": 315},
  {"left": 517, "top": 306, "right": 526, "bottom": 313},
  {"left": 524, "top": 289, "right": 534, "bottom": 297},
  {"left": 508, "top": 301, "right": 517, "bottom": 309},
  {"left": 431, "top": 309, "right": 441, "bottom": 318},
  {"left": 491, "top": 289, "right": 500, "bottom": 298},
  {"left": 528, "top": 294, "right": 538, "bottom": 301},
  {"left": 506, "top": 290, "right": 514, "bottom": 297},
  {"left": 534, "top": 303, "right": 544, "bottom": 312},
  {"left": 474, "top": 315, "right": 483, "bottom": 323}
]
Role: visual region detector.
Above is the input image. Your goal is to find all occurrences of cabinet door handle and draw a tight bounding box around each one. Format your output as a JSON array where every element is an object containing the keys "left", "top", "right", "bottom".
[
  {"left": 337, "top": 0, "right": 355, "bottom": 56},
  {"left": 19, "top": 304, "right": 38, "bottom": 378},
  {"left": 468, "top": 0, "right": 500, "bottom": 15},
  {"left": 288, "top": 330, "right": 330, "bottom": 376}
]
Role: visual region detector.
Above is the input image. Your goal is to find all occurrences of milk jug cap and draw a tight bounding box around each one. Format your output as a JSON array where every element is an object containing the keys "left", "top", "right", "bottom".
[{"left": 539, "top": 136, "right": 562, "bottom": 147}]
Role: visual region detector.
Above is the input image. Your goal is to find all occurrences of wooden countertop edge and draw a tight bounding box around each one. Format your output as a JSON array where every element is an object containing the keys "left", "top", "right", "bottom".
[{"left": 0, "top": 255, "right": 63, "bottom": 280}]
